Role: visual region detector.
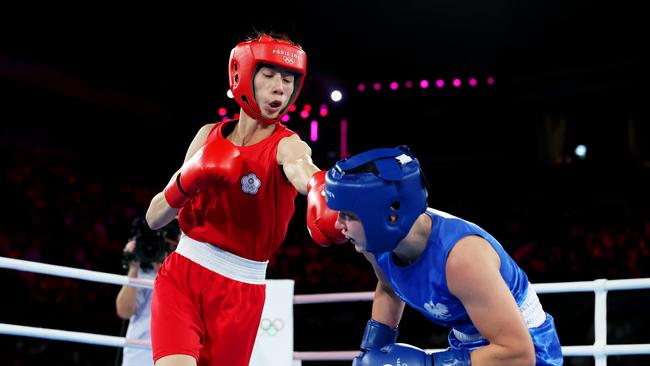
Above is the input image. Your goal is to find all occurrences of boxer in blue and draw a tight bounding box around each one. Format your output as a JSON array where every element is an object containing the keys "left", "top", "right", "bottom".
[{"left": 325, "top": 146, "right": 563, "bottom": 365}]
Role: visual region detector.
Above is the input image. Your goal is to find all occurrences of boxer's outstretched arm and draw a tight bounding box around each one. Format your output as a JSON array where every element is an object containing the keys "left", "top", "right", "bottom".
[
  {"left": 278, "top": 135, "right": 347, "bottom": 245},
  {"left": 277, "top": 134, "right": 319, "bottom": 195},
  {"left": 146, "top": 124, "right": 215, "bottom": 229}
]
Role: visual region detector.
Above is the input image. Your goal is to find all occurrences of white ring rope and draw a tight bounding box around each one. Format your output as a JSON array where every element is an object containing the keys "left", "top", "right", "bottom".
[
  {"left": 0, "top": 323, "right": 151, "bottom": 349},
  {"left": 0, "top": 256, "right": 153, "bottom": 289},
  {"left": 2, "top": 255, "right": 650, "bottom": 363}
]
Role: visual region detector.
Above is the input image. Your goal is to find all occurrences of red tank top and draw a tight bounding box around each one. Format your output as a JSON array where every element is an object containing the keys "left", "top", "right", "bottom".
[{"left": 178, "top": 120, "right": 298, "bottom": 261}]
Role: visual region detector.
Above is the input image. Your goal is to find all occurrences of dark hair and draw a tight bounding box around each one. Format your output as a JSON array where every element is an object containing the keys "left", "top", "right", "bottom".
[{"left": 245, "top": 30, "right": 297, "bottom": 46}]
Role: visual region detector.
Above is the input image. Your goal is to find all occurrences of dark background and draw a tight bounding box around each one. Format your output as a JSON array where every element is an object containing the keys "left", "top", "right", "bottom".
[{"left": 1, "top": 2, "right": 649, "bottom": 365}]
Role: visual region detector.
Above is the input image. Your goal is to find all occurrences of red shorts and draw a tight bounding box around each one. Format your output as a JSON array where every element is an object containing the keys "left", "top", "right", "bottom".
[{"left": 151, "top": 236, "right": 267, "bottom": 366}]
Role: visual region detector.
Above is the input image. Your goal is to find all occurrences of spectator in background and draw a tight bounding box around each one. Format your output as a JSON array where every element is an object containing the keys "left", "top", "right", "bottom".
[{"left": 116, "top": 219, "right": 179, "bottom": 366}]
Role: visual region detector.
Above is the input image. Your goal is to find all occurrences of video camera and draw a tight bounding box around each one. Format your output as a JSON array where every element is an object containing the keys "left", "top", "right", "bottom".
[{"left": 122, "top": 217, "right": 180, "bottom": 270}]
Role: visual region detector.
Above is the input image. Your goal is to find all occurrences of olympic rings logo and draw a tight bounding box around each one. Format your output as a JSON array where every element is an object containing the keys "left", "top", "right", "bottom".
[
  {"left": 282, "top": 56, "right": 295, "bottom": 64},
  {"left": 258, "top": 317, "right": 285, "bottom": 336}
]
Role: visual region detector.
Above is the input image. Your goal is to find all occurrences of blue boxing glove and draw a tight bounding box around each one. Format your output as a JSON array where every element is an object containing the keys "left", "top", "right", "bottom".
[
  {"left": 352, "top": 319, "right": 399, "bottom": 365},
  {"left": 359, "top": 319, "right": 399, "bottom": 350},
  {"left": 353, "top": 343, "right": 433, "bottom": 366}
]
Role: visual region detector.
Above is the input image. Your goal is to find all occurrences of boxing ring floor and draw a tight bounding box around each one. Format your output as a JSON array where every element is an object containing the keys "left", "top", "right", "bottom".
[{"left": 1, "top": 255, "right": 649, "bottom": 365}]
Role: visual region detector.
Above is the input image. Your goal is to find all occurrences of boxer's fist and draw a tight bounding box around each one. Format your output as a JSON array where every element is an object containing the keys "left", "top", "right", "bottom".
[
  {"left": 164, "top": 139, "right": 242, "bottom": 208},
  {"left": 306, "top": 170, "right": 347, "bottom": 246},
  {"left": 353, "top": 343, "right": 433, "bottom": 366}
]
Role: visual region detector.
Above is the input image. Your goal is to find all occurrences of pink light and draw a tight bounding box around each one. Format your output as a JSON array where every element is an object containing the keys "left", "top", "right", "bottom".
[
  {"left": 319, "top": 104, "right": 328, "bottom": 117},
  {"left": 405, "top": 80, "right": 413, "bottom": 88},
  {"left": 420, "top": 79, "right": 429, "bottom": 89},
  {"left": 300, "top": 110, "right": 309, "bottom": 119},
  {"left": 390, "top": 81, "right": 399, "bottom": 90},
  {"left": 452, "top": 78, "right": 462, "bottom": 88},
  {"left": 217, "top": 107, "right": 227, "bottom": 116},
  {"left": 487, "top": 76, "right": 495, "bottom": 85},
  {"left": 303, "top": 103, "right": 312, "bottom": 112},
  {"left": 310, "top": 120, "right": 318, "bottom": 141},
  {"left": 468, "top": 78, "right": 478, "bottom": 87},
  {"left": 340, "top": 118, "right": 349, "bottom": 158},
  {"left": 372, "top": 82, "right": 381, "bottom": 91},
  {"left": 221, "top": 116, "right": 229, "bottom": 121},
  {"left": 357, "top": 83, "right": 366, "bottom": 92},
  {"left": 288, "top": 104, "right": 297, "bottom": 112},
  {"left": 436, "top": 79, "right": 445, "bottom": 88},
  {"left": 281, "top": 114, "right": 290, "bottom": 122}
]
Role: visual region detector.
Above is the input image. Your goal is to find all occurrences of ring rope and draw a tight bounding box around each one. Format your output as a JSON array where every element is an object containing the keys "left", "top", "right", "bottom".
[{"left": 2, "top": 255, "right": 650, "bottom": 363}]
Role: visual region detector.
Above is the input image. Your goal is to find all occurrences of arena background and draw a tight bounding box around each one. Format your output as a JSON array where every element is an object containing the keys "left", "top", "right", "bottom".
[{"left": 0, "top": 2, "right": 648, "bottom": 365}]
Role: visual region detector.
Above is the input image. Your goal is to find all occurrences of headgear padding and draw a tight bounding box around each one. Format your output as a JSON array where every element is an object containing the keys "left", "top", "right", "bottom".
[
  {"left": 228, "top": 34, "right": 307, "bottom": 124},
  {"left": 325, "top": 146, "right": 428, "bottom": 253}
]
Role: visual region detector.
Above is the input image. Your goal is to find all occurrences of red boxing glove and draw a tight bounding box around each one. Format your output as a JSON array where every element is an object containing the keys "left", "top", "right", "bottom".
[
  {"left": 164, "top": 139, "right": 243, "bottom": 208},
  {"left": 306, "top": 170, "right": 348, "bottom": 246}
]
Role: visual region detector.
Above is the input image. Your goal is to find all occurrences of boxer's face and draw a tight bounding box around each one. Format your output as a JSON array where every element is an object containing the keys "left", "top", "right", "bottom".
[
  {"left": 253, "top": 65, "right": 295, "bottom": 119},
  {"left": 336, "top": 211, "right": 366, "bottom": 252}
]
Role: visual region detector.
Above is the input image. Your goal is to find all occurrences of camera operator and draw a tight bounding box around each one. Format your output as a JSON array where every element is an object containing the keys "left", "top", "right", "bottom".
[{"left": 115, "top": 218, "right": 180, "bottom": 366}]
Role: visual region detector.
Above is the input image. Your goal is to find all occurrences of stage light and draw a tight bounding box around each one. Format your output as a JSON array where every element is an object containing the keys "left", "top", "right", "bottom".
[
  {"left": 340, "top": 118, "right": 349, "bottom": 158},
  {"left": 310, "top": 120, "right": 318, "bottom": 141},
  {"left": 575, "top": 144, "right": 587, "bottom": 159},
  {"left": 331, "top": 90, "right": 342, "bottom": 102}
]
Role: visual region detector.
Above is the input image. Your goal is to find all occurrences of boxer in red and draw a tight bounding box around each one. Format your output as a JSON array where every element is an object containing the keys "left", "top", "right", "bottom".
[{"left": 145, "top": 32, "right": 344, "bottom": 366}]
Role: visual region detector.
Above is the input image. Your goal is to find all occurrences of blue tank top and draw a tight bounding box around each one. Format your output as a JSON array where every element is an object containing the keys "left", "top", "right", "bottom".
[{"left": 375, "top": 208, "right": 530, "bottom": 335}]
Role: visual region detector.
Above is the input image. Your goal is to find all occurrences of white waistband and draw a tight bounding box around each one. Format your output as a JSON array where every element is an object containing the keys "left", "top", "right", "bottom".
[
  {"left": 519, "top": 286, "right": 546, "bottom": 328},
  {"left": 175, "top": 234, "right": 267, "bottom": 285},
  {"left": 453, "top": 284, "right": 546, "bottom": 342}
]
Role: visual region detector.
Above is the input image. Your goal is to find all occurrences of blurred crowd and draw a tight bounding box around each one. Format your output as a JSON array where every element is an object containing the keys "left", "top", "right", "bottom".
[{"left": 0, "top": 157, "right": 648, "bottom": 365}]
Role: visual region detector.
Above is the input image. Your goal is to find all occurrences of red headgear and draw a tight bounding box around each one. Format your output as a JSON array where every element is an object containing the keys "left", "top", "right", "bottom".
[{"left": 229, "top": 35, "right": 307, "bottom": 123}]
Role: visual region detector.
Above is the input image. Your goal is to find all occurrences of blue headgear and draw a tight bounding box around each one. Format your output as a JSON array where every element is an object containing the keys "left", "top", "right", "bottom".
[{"left": 325, "top": 146, "right": 428, "bottom": 253}]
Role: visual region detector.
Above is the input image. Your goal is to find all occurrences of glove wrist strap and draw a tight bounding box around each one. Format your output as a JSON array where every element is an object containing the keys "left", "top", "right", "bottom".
[
  {"left": 164, "top": 173, "right": 190, "bottom": 209},
  {"left": 360, "top": 319, "right": 399, "bottom": 350},
  {"left": 175, "top": 173, "right": 189, "bottom": 196}
]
